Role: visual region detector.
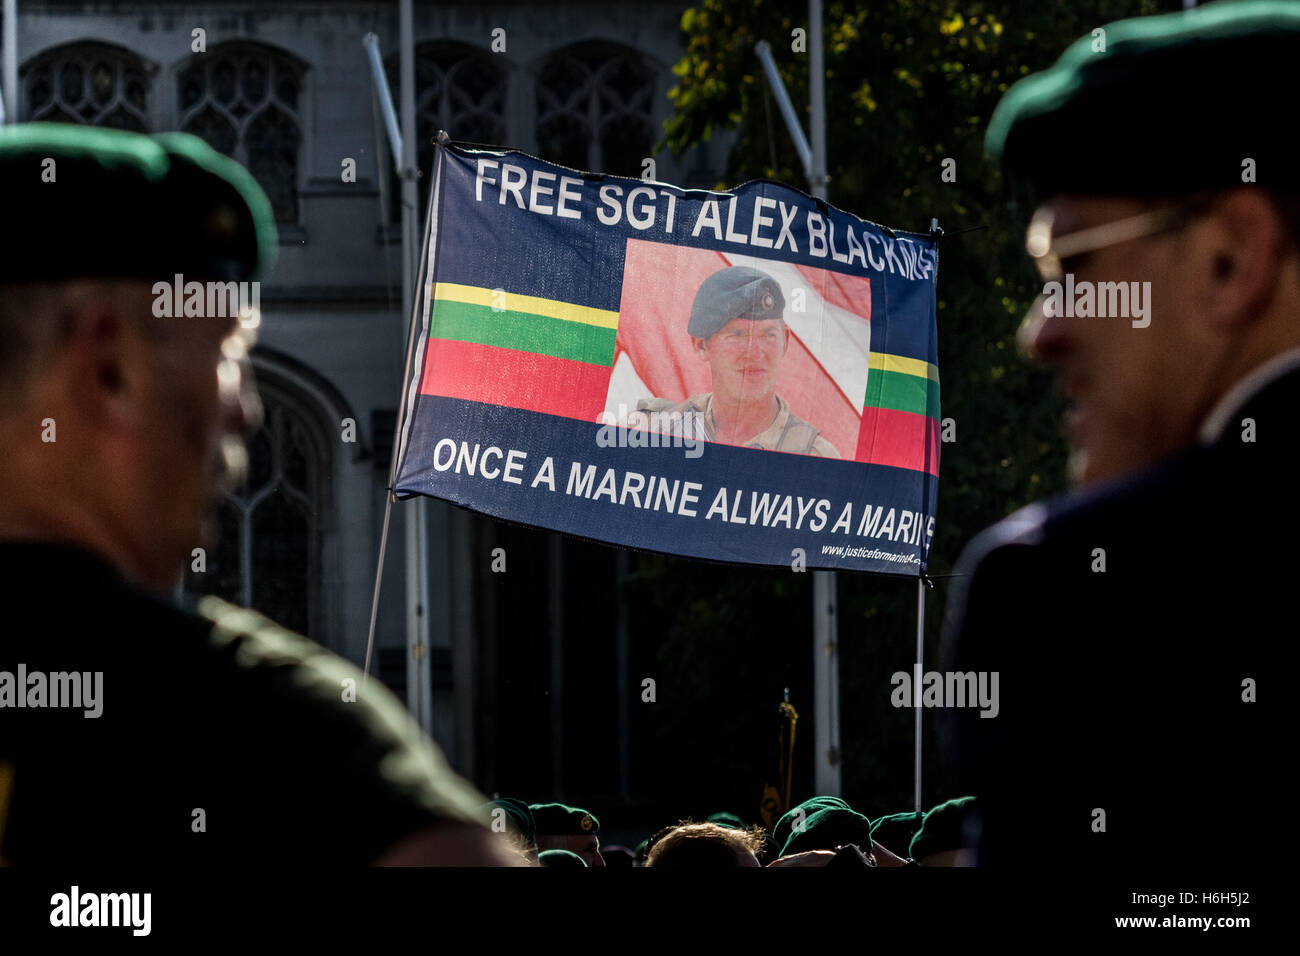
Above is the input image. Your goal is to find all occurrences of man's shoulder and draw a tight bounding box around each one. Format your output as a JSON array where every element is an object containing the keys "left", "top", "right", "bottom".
[
  {"left": 194, "top": 597, "right": 486, "bottom": 823},
  {"left": 0, "top": 563, "right": 486, "bottom": 863},
  {"left": 955, "top": 447, "right": 1214, "bottom": 579},
  {"left": 774, "top": 403, "right": 839, "bottom": 457}
]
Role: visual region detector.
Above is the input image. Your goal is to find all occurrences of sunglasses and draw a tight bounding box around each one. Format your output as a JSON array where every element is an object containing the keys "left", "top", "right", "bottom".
[{"left": 1025, "top": 198, "right": 1212, "bottom": 284}]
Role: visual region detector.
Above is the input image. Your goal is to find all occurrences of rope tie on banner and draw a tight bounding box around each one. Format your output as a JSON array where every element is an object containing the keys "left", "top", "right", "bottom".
[{"left": 933, "top": 223, "right": 988, "bottom": 240}]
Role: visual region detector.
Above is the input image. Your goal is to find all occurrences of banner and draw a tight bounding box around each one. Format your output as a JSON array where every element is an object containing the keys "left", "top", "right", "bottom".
[{"left": 394, "top": 143, "right": 941, "bottom": 575}]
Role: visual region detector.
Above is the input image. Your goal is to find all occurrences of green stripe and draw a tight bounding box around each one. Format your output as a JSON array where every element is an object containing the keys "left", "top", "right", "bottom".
[
  {"left": 429, "top": 299, "right": 617, "bottom": 367},
  {"left": 864, "top": 368, "right": 941, "bottom": 418}
]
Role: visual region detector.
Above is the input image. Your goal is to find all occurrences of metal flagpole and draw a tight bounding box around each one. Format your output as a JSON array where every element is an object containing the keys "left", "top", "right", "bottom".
[
  {"left": 360, "top": 33, "right": 405, "bottom": 685},
  {"left": 358, "top": 15, "right": 433, "bottom": 739},
  {"left": 397, "top": 0, "right": 434, "bottom": 739},
  {"left": 755, "top": 1, "right": 842, "bottom": 798},
  {"left": 3, "top": 0, "right": 18, "bottom": 124},
  {"left": 914, "top": 577, "right": 925, "bottom": 812},
  {"left": 808, "top": 0, "right": 841, "bottom": 798},
  {"left": 914, "top": 218, "right": 941, "bottom": 813}
]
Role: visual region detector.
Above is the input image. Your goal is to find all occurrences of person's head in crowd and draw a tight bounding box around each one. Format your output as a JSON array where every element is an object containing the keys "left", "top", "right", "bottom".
[
  {"left": 633, "top": 837, "right": 650, "bottom": 867},
  {"left": 644, "top": 822, "right": 766, "bottom": 868},
  {"left": 705, "top": 811, "right": 747, "bottom": 830},
  {"left": 757, "top": 832, "right": 781, "bottom": 865},
  {"left": 771, "top": 796, "right": 855, "bottom": 851},
  {"left": 598, "top": 844, "right": 636, "bottom": 868},
  {"left": 538, "top": 849, "right": 587, "bottom": 868},
  {"left": 779, "top": 804, "right": 874, "bottom": 859},
  {"left": 530, "top": 802, "right": 605, "bottom": 868},
  {"left": 989, "top": 1, "right": 1300, "bottom": 488},
  {"left": 870, "top": 810, "right": 925, "bottom": 862},
  {"left": 909, "top": 796, "right": 978, "bottom": 866},
  {"left": 704, "top": 811, "right": 779, "bottom": 863},
  {"left": 482, "top": 798, "right": 539, "bottom": 864}
]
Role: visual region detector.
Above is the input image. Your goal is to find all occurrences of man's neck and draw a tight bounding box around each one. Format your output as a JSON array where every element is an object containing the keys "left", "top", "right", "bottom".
[
  {"left": 710, "top": 393, "right": 780, "bottom": 444},
  {"left": 0, "top": 488, "right": 153, "bottom": 593}
]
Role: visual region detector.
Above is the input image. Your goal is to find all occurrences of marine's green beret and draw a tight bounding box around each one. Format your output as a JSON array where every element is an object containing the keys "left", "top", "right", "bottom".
[
  {"left": 705, "top": 811, "right": 747, "bottom": 830},
  {"left": 538, "top": 849, "right": 588, "bottom": 868},
  {"left": 909, "top": 796, "right": 977, "bottom": 861},
  {"left": 688, "top": 265, "right": 785, "bottom": 340},
  {"left": 780, "top": 805, "right": 874, "bottom": 857},
  {"left": 0, "top": 122, "right": 276, "bottom": 284},
  {"left": 869, "top": 811, "right": 925, "bottom": 858},
  {"left": 481, "top": 797, "right": 537, "bottom": 847},
  {"left": 986, "top": 1, "right": 1300, "bottom": 196},
  {"left": 772, "top": 796, "right": 854, "bottom": 851},
  {"left": 529, "top": 802, "right": 600, "bottom": 835}
]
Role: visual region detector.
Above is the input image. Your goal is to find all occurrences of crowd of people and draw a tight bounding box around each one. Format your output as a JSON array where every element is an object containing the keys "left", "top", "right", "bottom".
[{"left": 482, "top": 796, "right": 977, "bottom": 868}]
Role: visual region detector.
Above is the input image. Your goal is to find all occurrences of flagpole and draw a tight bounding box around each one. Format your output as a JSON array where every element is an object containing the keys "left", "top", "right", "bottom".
[
  {"left": 808, "top": 0, "right": 842, "bottom": 799},
  {"left": 358, "top": 20, "right": 434, "bottom": 739},
  {"left": 756, "top": 8, "right": 842, "bottom": 799},
  {"left": 395, "top": 0, "right": 434, "bottom": 740},
  {"left": 914, "top": 577, "right": 925, "bottom": 812},
  {"left": 2, "top": 0, "right": 18, "bottom": 124},
  {"left": 914, "top": 218, "right": 941, "bottom": 814}
]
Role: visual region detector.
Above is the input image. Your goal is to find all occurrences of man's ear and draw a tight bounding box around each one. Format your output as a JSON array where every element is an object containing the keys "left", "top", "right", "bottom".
[
  {"left": 693, "top": 336, "right": 708, "bottom": 359},
  {"left": 1193, "top": 189, "right": 1287, "bottom": 332},
  {"left": 64, "top": 301, "right": 145, "bottom": 433}
]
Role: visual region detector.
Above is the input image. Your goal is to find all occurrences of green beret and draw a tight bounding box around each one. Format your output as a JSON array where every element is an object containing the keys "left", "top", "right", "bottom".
[
  {"left": 909, "top": 796, "right": 977, "bottom": 861},
  {"left": 481, "top": 798, "right": 536, "bottom": 847},
  {"left": 780, "top": 805, "right": 874, "bottom": 857},
  {"left": 0, "top": 122, "right": 275, "bottom": 283},
  {"left": 869, "top": 811, "right": 925, "bottom": 858},
  {"left": 529, "top": 802, "right": 600, "bottom": 835},
  {"left": 987, "top": 1, "right": 1300, "bottom": 196},
  {"left": 772, "top": 796, "right": 854, "bottom": 851},
  {"left": 705, "top": 811, "right": 747, "bottom": 830},
  {"left": 537, "top": 849, "right": 588, "bottom": 868},
  {"left": 688, "top": 265, "right": 785, "bottom": 340}
]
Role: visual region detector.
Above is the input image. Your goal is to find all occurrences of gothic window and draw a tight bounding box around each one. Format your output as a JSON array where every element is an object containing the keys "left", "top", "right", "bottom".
[
  {"left": 182, "top": 380, "right": 330, "bottom": 642},
  {"left": 386, "top": 43, "right": 506, "bottom": 220},
  {"left": 22, "top": 43, "right": 150, "bottom": 130},
  {"left": 535, "top": 43, "right": 656, "bottom": 177},
  {"left": 178, "top": 44, "right": 304, "bottom": 224}
]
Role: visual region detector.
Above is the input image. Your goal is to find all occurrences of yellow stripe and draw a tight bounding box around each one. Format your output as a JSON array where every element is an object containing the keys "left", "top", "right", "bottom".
[
  {"left": 433, "top": 282, "right": 620, "bottom": 331},
  {"left": 870, "top": 351, "right": 939, "bottom": 382}
]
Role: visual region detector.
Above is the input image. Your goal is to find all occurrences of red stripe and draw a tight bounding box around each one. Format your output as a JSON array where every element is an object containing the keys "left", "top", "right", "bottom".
[
  {"left": 420, "top": 338, "right": 612, "bottom": 422},
  {"left": 794, "top": 263, "right": 872, "bottom": 320},
  {"left": 781, "top": 332, "right": 863, "bottom": 461},
  {"left": 855, "top": 405, "right": 941, "bottom": 476}
]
